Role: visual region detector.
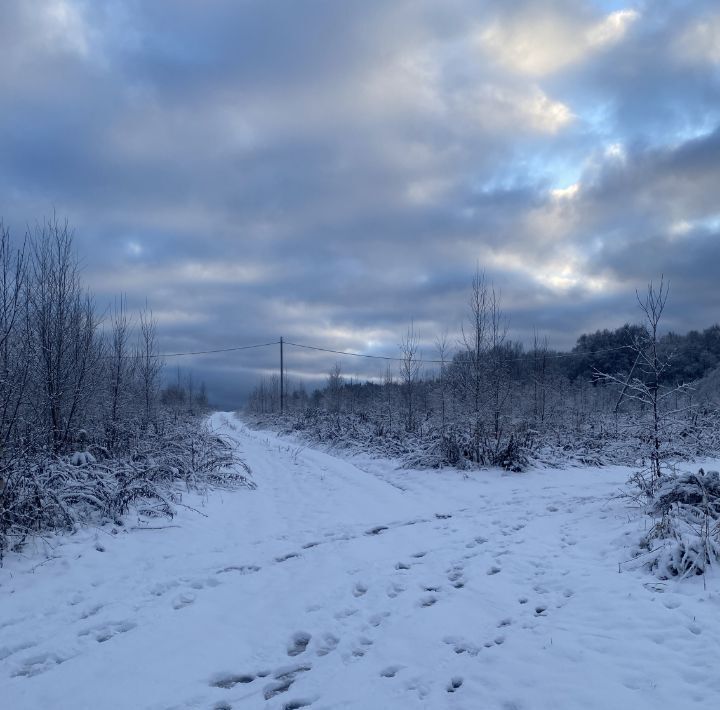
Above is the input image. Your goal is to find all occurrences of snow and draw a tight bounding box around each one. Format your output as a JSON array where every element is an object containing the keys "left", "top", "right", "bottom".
[
  {"left": 69, "top": 451, "right": 97, "bottom": 467},
  {"left": 1, "top": 412, "right": 719, "bottom": 710}
]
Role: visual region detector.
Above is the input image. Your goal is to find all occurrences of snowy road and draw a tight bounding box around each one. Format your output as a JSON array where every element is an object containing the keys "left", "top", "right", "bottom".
[{"left": 1, "top": 413, "right": 719, "bottom": 710}]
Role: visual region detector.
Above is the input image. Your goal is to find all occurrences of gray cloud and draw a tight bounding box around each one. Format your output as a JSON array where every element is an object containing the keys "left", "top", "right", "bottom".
[{"left": 1, "top": 0, "right": 719, "bottom": 406}]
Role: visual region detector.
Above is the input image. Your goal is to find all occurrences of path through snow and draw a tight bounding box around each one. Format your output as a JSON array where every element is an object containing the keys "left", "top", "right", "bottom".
[{"left": 1, "top": 412, "right": 719, "bottom": 709}]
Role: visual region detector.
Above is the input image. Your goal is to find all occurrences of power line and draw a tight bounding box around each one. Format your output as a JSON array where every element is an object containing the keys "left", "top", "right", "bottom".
[
  {"left": 142, "top": 337, "right": 631, "bottom": 365},
  {"left": 285, "top": 341, "right": 437, "bottom": 363},
  {"left": 155, "top": 340, "right": 280, "bottom": 359},
  {"left": 284, "top": 340, "right": 632, "bottom": 365}
]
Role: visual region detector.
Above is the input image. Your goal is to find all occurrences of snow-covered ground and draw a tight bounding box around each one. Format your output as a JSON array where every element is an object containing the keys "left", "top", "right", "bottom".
[{"left": 1, "top": 413, "right": 719, "bottom": 710}]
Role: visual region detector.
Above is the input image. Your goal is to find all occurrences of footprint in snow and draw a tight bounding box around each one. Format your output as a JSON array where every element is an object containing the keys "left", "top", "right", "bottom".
[
  {"left": 404, "top": 676, "right": 431, "bottom": 699},
  {"left": 263, "top": 663, "right": 312, "bottom": 699},
  {"left": 447, "top": 566, "right": 466, "bottom": 589},
  {"left": 68, "top": 592, "right": 84, "bottom": 606},
  {"left": 380, "top": 665, "right": 403, "bottom": 678},
  {"left": 172, "top": 592, "right": 196, "bottom": 610},
  {"left": 348, "top": 636, "right": 373, "bottom": 659},
  {"left": 12, "top": 651, "right": 71, "bottom": 677},
  {"left": 78, "top": 604, "right": 103, "bottom": 620},
  {"left": 368, "top": 612, "right": 390, "bottom": 627},
  {"left": 210, "top": 671, "right": 256, "bottom": 688},
  {"left": 217, "top": 564, "right": 260, "bottom": 575},
  {"left": 353, "top": 582, "right": 368, "bottom": 597},
  {"left": 315, "top": 633, "right": 339, "bottom": 656},
  {"left": 79, "top": 620, "right": 137, "bottom": 642},
  {"left": 419, "top": 595, "right": 438, "bottom": 608},
  {"left": 443, "top": 636, "right": 480, "bottom": 656},
  {"left": 287, "top": 632, "right": 312, "bottom": 657},
  {"left": 447, "top": 677, "right": 464, "bottom": 693},
  {"left": 387, "top": 582, "right": 406, "bottom": 598},
  {"left": 334, "top": 607, "right": 359, "bottom": 620},
  {"left": 282, "top": 701, "right": 313, "bottom": 710},
  {"left": 276, "top": 552, "right": 301, "bottom": 563},
  {"left": 365, "top": 525, "right": 389, "bottom": 536}
]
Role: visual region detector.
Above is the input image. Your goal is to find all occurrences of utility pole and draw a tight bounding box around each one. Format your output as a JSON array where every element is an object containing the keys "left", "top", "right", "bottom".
[{"left": 280, "top": 336, "right": 284, "bottom": 414}]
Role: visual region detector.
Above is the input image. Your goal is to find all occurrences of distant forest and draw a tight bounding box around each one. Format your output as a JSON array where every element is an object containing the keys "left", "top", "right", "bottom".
[
  {"left": 569, "top": 323, "right": 720, "bottom": 384},
  {"left": 246, "top": 276, "right": 720, "bottom": 474}
]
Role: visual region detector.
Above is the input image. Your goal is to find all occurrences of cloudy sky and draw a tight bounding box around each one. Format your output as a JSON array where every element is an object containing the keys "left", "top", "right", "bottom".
[{"left": 1, "top": 0, "right": 719, "bottom": 405}]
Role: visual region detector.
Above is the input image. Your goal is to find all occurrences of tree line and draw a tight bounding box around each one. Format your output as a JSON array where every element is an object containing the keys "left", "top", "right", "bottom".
[
  {"left": 247, "top": 272, "right": 717, "bottom": 472},
  {"left": 0, "top": 218, "right": 248, "bottom": 559}
]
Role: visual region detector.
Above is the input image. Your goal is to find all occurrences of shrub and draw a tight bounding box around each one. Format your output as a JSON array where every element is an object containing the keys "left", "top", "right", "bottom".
[
  {"left": 0, "top": 414, "right": 252, "bottom": 562},
  {"left": 638, "top": 469, "right": 720, "bottom": 577}
]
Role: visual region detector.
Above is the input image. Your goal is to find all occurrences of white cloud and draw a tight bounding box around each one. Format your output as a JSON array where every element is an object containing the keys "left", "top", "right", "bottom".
[
  {"left": 586, "top": 10, "right": 639, "bottom": 48},
  {"left": 604, "top": 142, "right": 626, "bottom": 162},
  {"left": 363, "top": 50, "right": 573, "bottom": 136},
  {"left": 675, "top": 14, "right": 720, "bottom": 65},
  {"left": 460, "top": 84, "right": 574, "bottom": 134},
  {"left": 480, "top": 245, "right": 609, "bottom": 295},
  {"left": 551, "top": 183, "right": 580, "bottom": 200},
  {"left": 479, "top": 8, "right": 639, "bottom": 76},
  {"left": 41, "top": 0, "right": 92, "bottom": 57}
]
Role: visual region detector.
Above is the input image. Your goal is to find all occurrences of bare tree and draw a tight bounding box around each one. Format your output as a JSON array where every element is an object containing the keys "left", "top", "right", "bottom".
[
  {"left": 383, "top": 363, "right": 395, "bottom": 433},
  {"left": 461, "top": 268, "right": 488, "bottom": 461},
  {"left": 596, "top": 278, "right": 692, "bottom": 494},
  {"left": 0, "top": 224, "right": 28, "bottom": 448},
  {"left": 327, "top": 362, "right": 343, "bottom": 413},
  {"left": 107, "top": 296, "right": 132, "bottom": 449},
  {"left": 487, "top": 285, "right": 510, "bottom": 450},
  {"left": 28, "top": 218, "right": 102, "bottom": 450},
  {"left": 435, "top": 330, "right": 450, "bottom": 437},
  {"left": 532, "top": 329, "right": 548, "bottom": 424},
  {"left": 137, "top": 304, "right": 162, "bottom": 427},
  {"left": 186, "top": 371, "right": 196, "bottom": 415},
  {"left": 400, "top": 322, "right": 421, "bottom": 432}
]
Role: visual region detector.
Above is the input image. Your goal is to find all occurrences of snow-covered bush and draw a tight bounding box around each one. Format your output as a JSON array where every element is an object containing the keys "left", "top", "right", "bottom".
[
  {"left": 247, "top": 410, "right": 540, "bottom": 471},
  {"left": 70, "top": 451, "right": 97, "bottom": 466},
  {"left": 0, "top": 415, "right": 252, "bottom": 562},
  {"left": 637, "top": 469, "right": 720, "bottom": 577},
  {"left": 495, "top": 434, "right": 530, "bottom": 473}
]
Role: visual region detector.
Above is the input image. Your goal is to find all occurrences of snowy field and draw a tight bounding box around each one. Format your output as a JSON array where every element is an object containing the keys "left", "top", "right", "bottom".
[{"left": 1, "top": 412, "right": 719, "bottom": 710}]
